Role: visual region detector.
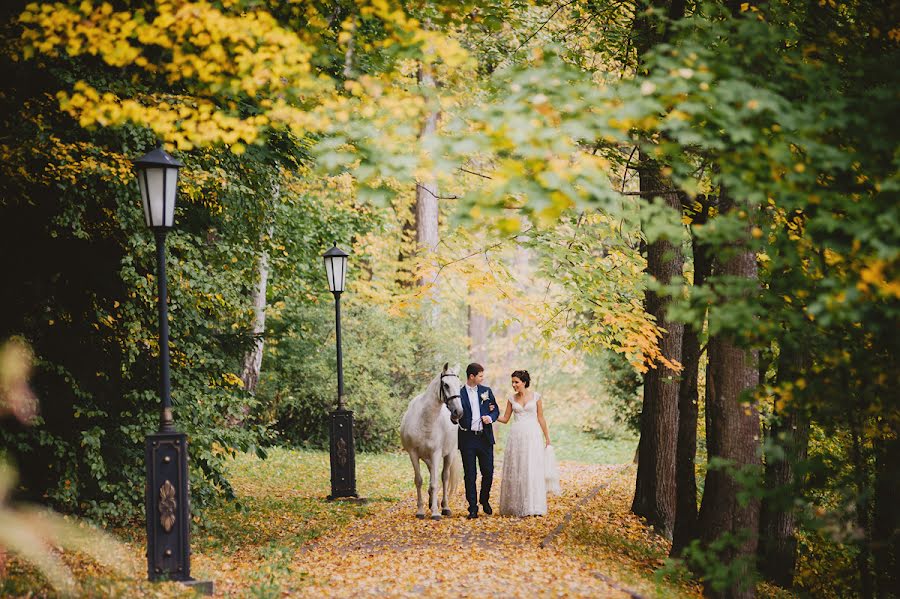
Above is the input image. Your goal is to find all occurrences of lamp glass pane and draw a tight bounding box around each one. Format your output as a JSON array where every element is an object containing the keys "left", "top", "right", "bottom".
[
  {"left": 335, "top": 256, "right": 347, "bottom": 292},
  {"left": 164, "top": 167, "right": 178, "bottom": 227},
  {"left": 324, "top": 256, "right": 336, "bottom": 292},
  {"left": 145, "top": 168, "right": 166, "bottom": 227},
  {"left": 137, "top": 170, "right": 151, "bottom": 227}
]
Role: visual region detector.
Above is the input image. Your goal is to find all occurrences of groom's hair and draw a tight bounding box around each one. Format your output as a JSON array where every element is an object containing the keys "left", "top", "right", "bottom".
[{"left": 466, "top": 363, "right": 484, "bottom": 378}]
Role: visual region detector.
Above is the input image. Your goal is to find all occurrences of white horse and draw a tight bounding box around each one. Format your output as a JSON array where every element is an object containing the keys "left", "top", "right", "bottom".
[{"left": 400, "top": 363, "right": 465, "bottom": 520}]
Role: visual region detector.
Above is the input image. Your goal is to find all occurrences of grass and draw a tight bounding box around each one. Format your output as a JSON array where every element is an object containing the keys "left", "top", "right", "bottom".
[
  {"left": 193, "top": 448, "right": 411, "bottom": 558},
  {"left": 549, "top": 421, "right": 637, "bottom": 464}
]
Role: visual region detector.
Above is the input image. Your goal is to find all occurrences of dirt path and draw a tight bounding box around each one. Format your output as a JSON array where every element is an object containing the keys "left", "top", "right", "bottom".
[{"left": 289, "top": 462, "right": 639, "bottom": 598}]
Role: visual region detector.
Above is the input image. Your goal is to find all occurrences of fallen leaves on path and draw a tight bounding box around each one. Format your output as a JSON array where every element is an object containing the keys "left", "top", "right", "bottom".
[
  {"left": 559, "top": 465, "right": 703, "bottom": 599},
  {"left": 281, "top": 462, "right": 636, "bottom": 598}
]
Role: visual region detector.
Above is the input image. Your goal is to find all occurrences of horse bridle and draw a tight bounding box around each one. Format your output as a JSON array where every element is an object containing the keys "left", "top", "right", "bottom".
[{"left": 439, "top": 372, "right": 461, "bottom": 411}]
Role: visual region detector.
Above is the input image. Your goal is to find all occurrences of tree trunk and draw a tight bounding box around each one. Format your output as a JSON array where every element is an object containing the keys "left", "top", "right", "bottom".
[
  {"left": 396, "top": 199, "right": 417, "bottom": 288},
  {"left": 240, "top": 227, "right": 271, "bottom": 395},
  {"left": 671, "top": 195, "right": 713, "bottom": 555},
  {"left": 874, "top": 433, "right": 900, "bottom": 598},
  {"left": 396, "top": 65, "right": 440, "bottom": 290},
  {"left": 850, "top": 415, "right": 875, "bottom": 599},
  {"left": 758, "top": 344, "right": 809, "bottom": 588},
  {"left": 239, "top": 183, "right": 278, "bottom": 399},
  {"left": 631, "top": 155, "right": 685, "bottom": 538},
  {"left": 630, "top": 0, "right": 686, "bottom": 539},
  {"left": 503, "top": 242, "right": 528, "bottom": 369},
  {"left": 415, "top": 65, "right": 440, "bottom": 286},
  {"left": 468, "top": 304, "right": 489, "bottom": 366},
  {"left": 697, "top": 189, "right": 762, "bottom": 599}
]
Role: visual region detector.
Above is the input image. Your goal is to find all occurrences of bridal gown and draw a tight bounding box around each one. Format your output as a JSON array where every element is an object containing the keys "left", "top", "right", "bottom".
[{"left": 499, "top": 393, "right": 550, "bottom": 517}]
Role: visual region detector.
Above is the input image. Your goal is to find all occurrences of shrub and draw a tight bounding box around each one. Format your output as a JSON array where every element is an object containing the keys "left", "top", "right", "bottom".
[
  {"left": 257, "top": 299, "right": 461, "bottom": 452},
  {"left": 602, "top": 350, "right": 643, "bottom": 434}
]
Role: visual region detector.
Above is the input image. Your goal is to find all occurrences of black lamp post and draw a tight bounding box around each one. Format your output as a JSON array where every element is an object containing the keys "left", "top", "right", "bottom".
[
  {"left": 133, "top": 143, "right": 211, "bottom": 594},
  {"left": 322, "top": 244, "right": 358, "bottom": 499}
]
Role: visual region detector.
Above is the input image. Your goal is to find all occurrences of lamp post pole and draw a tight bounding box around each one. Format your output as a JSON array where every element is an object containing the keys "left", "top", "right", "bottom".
[
  {"left": 155, "top": 229, "right": 174, "bottom": 431},
  {"left": 334, "top": 290, "right": 344, "bottom": 411},
  {"left": 322, "top": 244, "right": 357, "bottom": 499},
  {"left": 133, "top": 143, "right": 211, "bottom": 594}
]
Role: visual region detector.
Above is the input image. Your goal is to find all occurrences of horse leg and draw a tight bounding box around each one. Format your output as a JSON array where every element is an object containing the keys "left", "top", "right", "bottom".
[
  {"left": 409, "top": 452, "right": 425, "bottom": 519},
  {"left": 428, "top": 451, "right": 442, "bottom": 520},
  {"left": 441, "top": 453, "right": 452, "bottom": 517},
  {"left": 424, "top": 457, "right": 436, "bottom": 518}
]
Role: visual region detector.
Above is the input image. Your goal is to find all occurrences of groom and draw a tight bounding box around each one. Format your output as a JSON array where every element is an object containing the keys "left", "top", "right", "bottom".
[{"left": 458, "top": 362, "right": 501, "bottom": 519}]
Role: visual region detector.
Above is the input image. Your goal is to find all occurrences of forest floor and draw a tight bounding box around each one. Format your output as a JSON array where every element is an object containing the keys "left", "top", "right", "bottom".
[
  {"left": 2, "top": 380, "right": 718, "bottom": 597},
  {"left": 223, "top": 457, "right": 701, "bottom": 598},
  {"left": 2, "top": 420, "right": 710, "bottom": 598}
]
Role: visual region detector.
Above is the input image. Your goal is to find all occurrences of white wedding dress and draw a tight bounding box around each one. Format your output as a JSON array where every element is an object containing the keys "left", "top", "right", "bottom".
[{"left": 499, "top": 393, "right": 558, "bottom": 517}]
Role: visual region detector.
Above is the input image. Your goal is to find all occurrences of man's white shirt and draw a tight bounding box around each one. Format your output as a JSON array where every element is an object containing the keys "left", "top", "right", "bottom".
[{"left": 465, "top": 385, "right": 483, "bottom": 431}]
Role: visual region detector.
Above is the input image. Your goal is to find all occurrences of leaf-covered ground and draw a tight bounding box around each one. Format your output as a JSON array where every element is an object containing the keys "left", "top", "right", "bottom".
[
  {"left": 3, "top": 440, "right": 707, "bottom": 598},
  {"left": 263, "top": 461, "right": 689, "bottom": 598}
]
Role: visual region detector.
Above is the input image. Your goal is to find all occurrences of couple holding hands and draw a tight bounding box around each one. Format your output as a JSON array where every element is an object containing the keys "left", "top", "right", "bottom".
[{"left": 457, "top": 363, "right": 560, "bottom": 519}]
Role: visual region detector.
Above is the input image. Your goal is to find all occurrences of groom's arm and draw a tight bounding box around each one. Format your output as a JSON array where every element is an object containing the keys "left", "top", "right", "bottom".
[{"left": 487, "top": 388, "right": 501, "bottom": 422}]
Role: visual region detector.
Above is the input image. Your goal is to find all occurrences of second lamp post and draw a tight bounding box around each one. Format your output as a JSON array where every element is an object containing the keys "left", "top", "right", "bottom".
[{"left": 322, "top": 244, "right": 357, "bottom": 499}]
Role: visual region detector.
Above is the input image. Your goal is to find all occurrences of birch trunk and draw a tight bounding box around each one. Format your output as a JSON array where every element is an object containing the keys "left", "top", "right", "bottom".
[
  {"left": 415, "top": 65, "right": 440, "bottom": 284},
  {"left": 468, "top": 304, "right": 489, "bottom": 366},
  {"left": 239, "top": 181, "right": 279, "bottom": 397},
  {"left": 240, "top": 227, "right": 272, "bottom": 395}
]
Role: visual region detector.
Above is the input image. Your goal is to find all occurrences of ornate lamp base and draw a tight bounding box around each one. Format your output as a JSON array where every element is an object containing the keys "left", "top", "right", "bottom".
[
  {"left": 145, "top": 430, "right": 213, "bottom": 594},
  {"left": 327, "top": 409, "right": 358, "bottom": 499}
]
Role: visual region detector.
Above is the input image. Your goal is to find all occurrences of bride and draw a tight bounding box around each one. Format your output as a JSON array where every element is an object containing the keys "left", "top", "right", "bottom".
[{"left": 497, "top": 369, "right": 560, "bottom": 517}]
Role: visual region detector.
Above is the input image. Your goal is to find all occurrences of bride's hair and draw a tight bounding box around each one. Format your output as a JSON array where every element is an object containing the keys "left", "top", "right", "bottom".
[{"left": 511, "top": 369, "right": 530, "bottom": 388}]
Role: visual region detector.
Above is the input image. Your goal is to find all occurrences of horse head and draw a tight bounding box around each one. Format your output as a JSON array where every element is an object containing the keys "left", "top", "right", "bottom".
[{"left": 440, "top": 362, "right": 464, "bottom": 424}]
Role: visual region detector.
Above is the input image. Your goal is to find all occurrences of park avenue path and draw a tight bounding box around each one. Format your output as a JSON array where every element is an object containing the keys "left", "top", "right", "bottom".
[{"left": 289, "top": 462, "right": 641, "bottom": 598}]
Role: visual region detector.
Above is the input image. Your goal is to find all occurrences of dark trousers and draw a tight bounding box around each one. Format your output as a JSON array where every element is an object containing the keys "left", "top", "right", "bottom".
[{"left": 459, "top": 430, "right": 494, "bottom": 513}]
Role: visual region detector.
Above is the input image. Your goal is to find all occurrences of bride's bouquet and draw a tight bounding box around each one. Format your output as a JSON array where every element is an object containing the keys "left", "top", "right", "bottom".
[{"left": 545, "top": 445, "right": 561, "bottom": 495}]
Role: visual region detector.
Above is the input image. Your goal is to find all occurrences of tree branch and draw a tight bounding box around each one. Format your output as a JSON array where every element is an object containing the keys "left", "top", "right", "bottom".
[
  {"left": 537, "top": 303, "right": 572, "bottom": 329},
  {"left": 484, "top": 250, "right": 513, "bottom": 300},
  {"left": 416, "top": 182, "right": 459, "bottom": 200},
  {"left": 458, "top": 166, "right": 493, "bottom": 180},
  {"left": 622, "top": 189, "right": 681, "bottom": 196},
  {"left": 511, "top": 0, "right": 580, "bottom": 55},
  {"left": 622, "top": 146, "right": 638, "bottom": 193},
  {"left": 420, "top": 226, "right": 534, "bottom": 292}
]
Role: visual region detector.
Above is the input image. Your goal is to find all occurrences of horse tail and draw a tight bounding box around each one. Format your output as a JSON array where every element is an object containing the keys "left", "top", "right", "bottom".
[{"left": 448, "top": 450, "right": 462, "bottom": 498}]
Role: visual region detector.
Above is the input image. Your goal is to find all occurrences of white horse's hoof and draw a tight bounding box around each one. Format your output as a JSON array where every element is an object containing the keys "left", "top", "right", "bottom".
[
  {"left": 416, "top": 513, "right": 426, "bottom": 519},
  {"left": 441, "top": 509, "right": 452, "bottom": 516},
  {"left": 430, "top": 514, "right": 442, "bottom": 521}
]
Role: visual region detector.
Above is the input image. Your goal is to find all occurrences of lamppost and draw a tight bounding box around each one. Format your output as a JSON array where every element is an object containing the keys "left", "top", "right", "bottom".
[
  {"left": 133, "top": 143, "right": 211, "bottom": 594},
  {"left": 322, "top": 244, "right": 358, "bottom": 499}
]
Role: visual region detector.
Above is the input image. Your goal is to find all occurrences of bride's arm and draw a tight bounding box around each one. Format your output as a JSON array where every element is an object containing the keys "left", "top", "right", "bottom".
[
  {"left": 496, "top": 400, "right": 513, "bottom": 424},
  {"left": 537, "top": 398, "right": 551, "bottom": 446}
]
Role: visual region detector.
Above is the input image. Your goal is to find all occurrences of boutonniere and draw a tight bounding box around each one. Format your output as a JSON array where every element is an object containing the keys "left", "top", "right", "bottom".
[{"left": 480, "top": 391, "right": 489, "bottom": 401}]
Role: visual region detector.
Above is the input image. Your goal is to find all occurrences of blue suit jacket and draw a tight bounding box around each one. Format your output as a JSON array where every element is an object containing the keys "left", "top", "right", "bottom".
[{"left": 459, "top": 384, "right": 501, "bottom": 445}]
